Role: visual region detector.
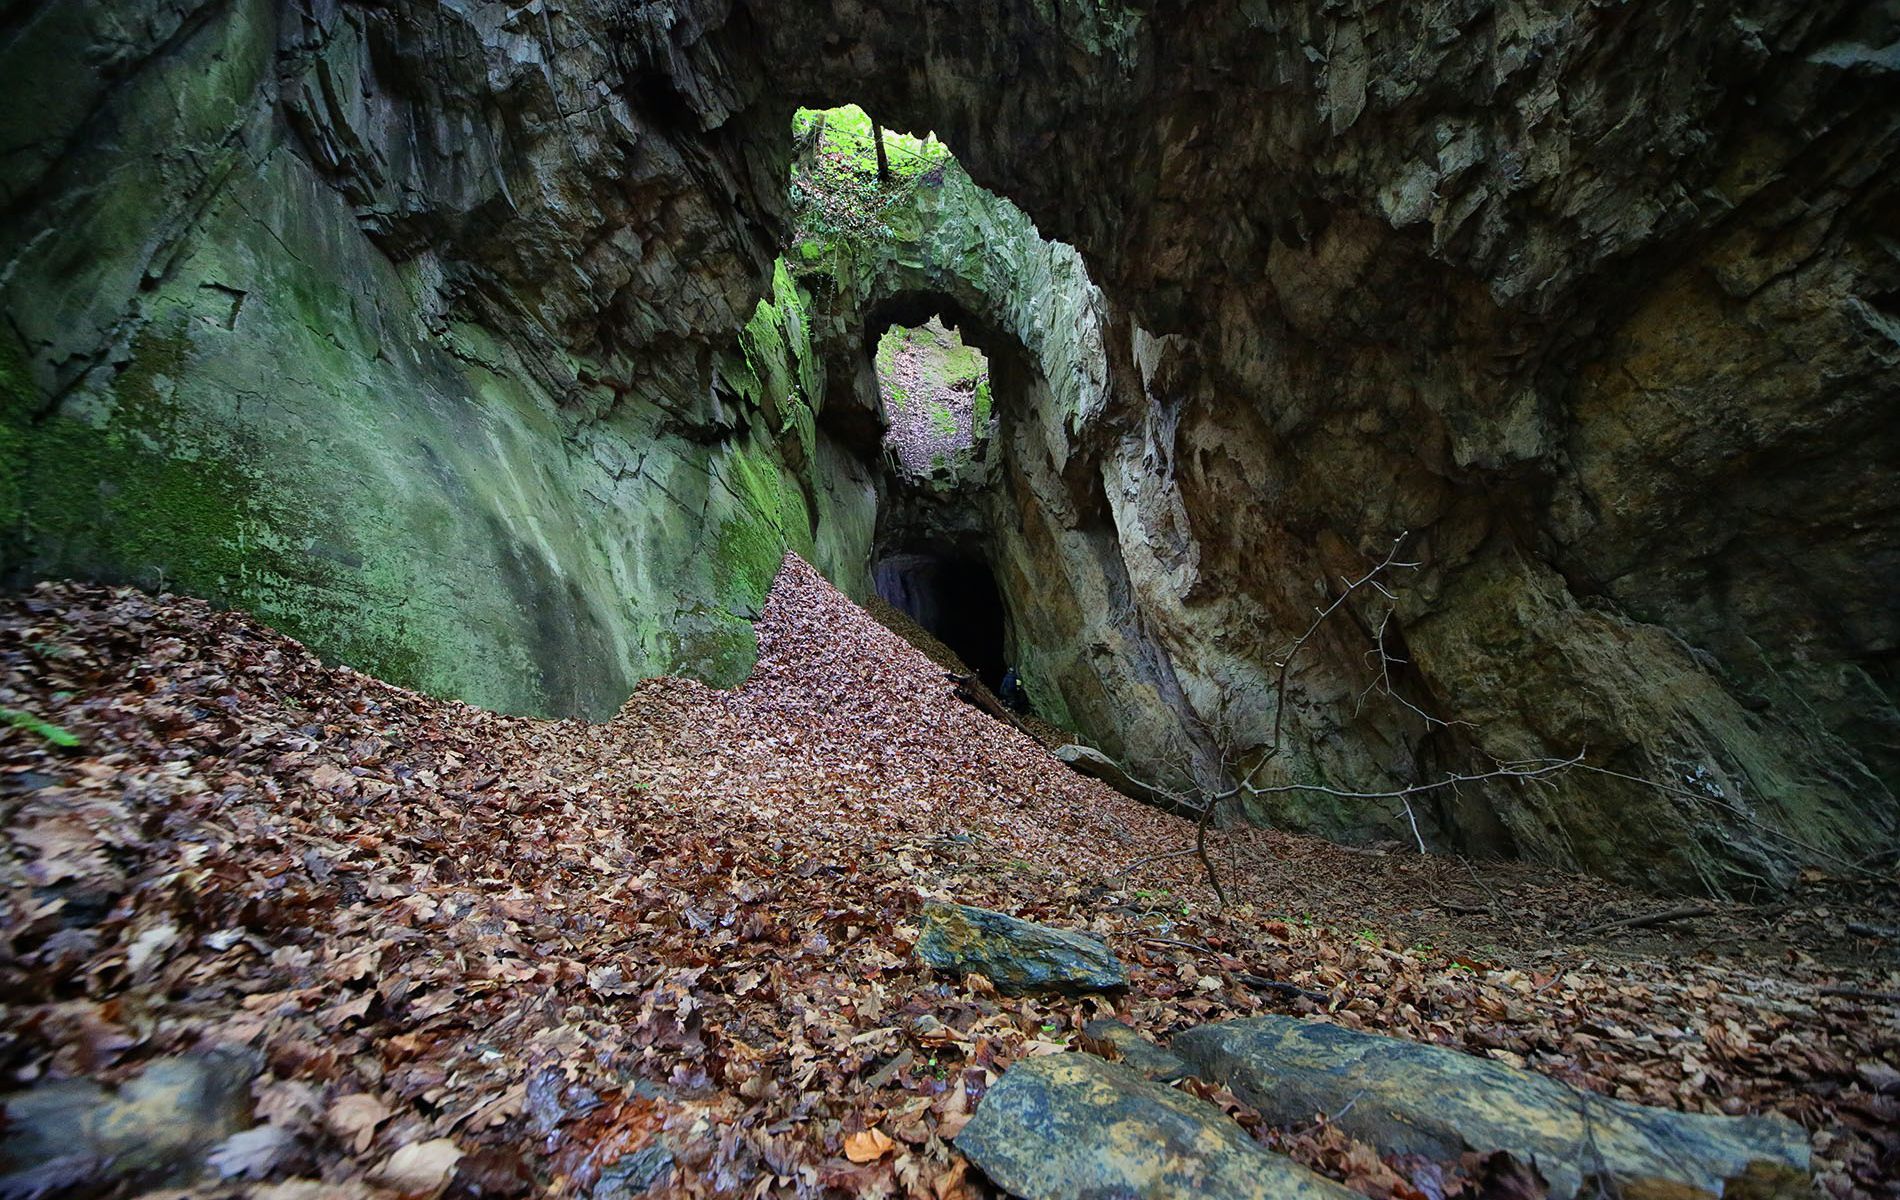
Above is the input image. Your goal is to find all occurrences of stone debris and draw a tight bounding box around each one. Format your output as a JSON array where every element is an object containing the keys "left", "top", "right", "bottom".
[
  {"left": 916, "top": 901, "right": 1128, "bottom": 995},
  {"left": 1170, "top": 1016, "right": 1812, "bottom": 1199}
]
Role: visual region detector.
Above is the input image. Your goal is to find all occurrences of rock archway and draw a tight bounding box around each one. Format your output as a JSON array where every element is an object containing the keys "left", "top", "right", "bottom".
[
  {"left": 763, "top": 5, "right": 1900, "bottom": 888},
  {"left": 2, "top": 0, "right": 1893, "bottom": 890},
  {"left": 789, "top": 149, "right": 1227, "bottom": 796}
]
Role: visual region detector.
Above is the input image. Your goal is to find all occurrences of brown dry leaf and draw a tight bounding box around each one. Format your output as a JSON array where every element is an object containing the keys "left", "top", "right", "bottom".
[
  {"left": 842, "top": 1127, "right": 894, "bottom": 1163},
  {"left": 326, "top": 1094, "right": 392, "bottom": 1153},
  {"left": 369, "top": 1137, "right": 462, "bottom": 1197},
  {"left": 307, "top": 762, "right": 358, "bottom": 795},
  {"left": 12, "top": 820, "right": 104, "bottom": 883},
  {"left": 931, "top": 1157, "right": 973, "bottom": 1200}
]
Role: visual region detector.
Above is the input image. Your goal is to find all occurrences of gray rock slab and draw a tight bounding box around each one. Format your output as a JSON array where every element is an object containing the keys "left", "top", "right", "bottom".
[
  {"left": 1170, "top": 1016, "right": 1809, "bottom": 1198},
  {"left": 916, "top": 902, "right": 1126, "bottom": 996},
  {"left": 956, "top": 1052, "right": 1359, "bottom": 1200}
]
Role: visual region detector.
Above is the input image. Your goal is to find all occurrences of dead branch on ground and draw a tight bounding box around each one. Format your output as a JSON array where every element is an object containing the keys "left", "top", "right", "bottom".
[{"left": 1574, "top": 906, "right": 1718, "bottom": 937}]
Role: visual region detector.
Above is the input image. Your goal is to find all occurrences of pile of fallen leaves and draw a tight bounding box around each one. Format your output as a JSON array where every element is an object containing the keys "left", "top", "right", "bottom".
[{"left": 1, "top": 556, "right": 1894, "bottom": 1198}]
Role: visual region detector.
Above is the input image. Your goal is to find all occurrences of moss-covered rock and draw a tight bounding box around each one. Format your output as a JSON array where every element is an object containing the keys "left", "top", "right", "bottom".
[
  {"left": 916, "top": 902, "right": 1127, "bottom": 996},
  {"left": 1171, "top": 1017, "right": 1810, "bottom": 1199}
]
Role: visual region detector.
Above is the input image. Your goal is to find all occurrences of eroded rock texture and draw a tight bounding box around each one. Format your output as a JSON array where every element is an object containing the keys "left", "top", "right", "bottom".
[
  {"left": 2, "top": 0, "right": 1895, "bottom": 889},
  {"left": 768, "top": 0, "right": 1900, "bottom": 888},
  {"left": 0, "top": 0, "right": 873, "bottom": 716},
  {"left": 1170, "top": 1016, "right": 1809, "bottom": 1199}
]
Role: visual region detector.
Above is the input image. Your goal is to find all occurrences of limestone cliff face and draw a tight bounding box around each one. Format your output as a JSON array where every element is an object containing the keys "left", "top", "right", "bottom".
[{"left": 2, "top": 0, "right": 1894, "bottom": 889}]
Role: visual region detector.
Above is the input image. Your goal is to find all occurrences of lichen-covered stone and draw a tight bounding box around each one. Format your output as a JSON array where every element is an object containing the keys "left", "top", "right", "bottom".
[
  {"left": 955, "top": 1052, "right": 1358, "bottom": 1200},
  {"left": 915, "top": 902, "right": 1126, "bottom": 996},
  {"left": 1170, "top": 1017, "right": 1810, "bottom": 1199},
  {"left": 0, "top": 1050, "right": 259, "bottom": 1194}
]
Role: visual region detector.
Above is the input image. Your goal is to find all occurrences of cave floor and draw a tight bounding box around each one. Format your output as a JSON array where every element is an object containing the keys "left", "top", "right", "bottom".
[{"left": 1, "top": 560, "right": 1894, "bottom": 1198}]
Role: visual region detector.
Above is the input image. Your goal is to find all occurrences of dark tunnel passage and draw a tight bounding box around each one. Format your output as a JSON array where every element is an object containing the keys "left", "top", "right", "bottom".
[{"left": 872, "top": 549, "right": 1009, "bottom": 690}]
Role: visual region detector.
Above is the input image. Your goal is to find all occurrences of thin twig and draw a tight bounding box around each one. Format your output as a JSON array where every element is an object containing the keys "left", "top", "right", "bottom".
[
  {"left": 1457, "top": 854, "right": 1503, "bottom": 911},
  {"left": 1400, "top": 794, "right": 1426, "bottom": 854},
  {"left": 1237, "top": 974, "right": 1332, "bottom": 1003},
  {"left": 1218, "top": 754, "right": 1587, "bottom": 809},
  {"left": 1268, "top": 535, "right": 1419, "bottom": 755},
  {"left": 1108, "top": 847, "right": 1202, "bottom": 877},
  {"left": 1813, "top": 986, "right": 1900, "bottom": 1004},
  {"left": 1574, "top": 906, "right": 1717, "bottom": 937},
  {"left": 1294, "top": 1088, "right": 1367, "bottom": 1137}
]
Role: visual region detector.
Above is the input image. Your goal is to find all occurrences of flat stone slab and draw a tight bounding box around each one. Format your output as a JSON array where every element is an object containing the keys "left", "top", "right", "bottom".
[
  {"left": 1170, "top": 1016, "right": 1809, "bottom": 1199},
  {"left": 956, "top": 1052, "right": 1358, "bottom": 1200},
  {"left": 916, "top": 902, "right": 1126, "bottom": 995}
]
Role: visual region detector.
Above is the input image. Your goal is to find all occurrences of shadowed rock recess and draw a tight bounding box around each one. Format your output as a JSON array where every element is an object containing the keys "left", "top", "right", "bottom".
[{"left": 2, "top": 0, "right": 1896, "bottom": 891}]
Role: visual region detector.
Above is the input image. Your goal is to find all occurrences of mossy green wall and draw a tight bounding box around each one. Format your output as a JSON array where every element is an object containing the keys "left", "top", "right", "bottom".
[{"left": 0, "top": 1, "right": 874, "bottom": 719}]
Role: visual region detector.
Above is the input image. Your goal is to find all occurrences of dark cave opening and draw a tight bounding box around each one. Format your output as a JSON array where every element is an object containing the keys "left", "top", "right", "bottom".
[{"left": 872, "top": 549, "right": 1009, "bottom": 690}]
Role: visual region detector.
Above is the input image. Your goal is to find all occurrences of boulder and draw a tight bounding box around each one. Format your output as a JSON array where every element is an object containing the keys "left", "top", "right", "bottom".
[
  {"left": 1170, "top": 1017, "right": 1809, "bottom": 1199},
  {"left": 0, "top": 1050, "right": 259, "bottom": 1195},
  {"left": 956, "top": 1052, "right": 1357, "bottom": 1200},
  {"left": 916, "top": 902, "right": 1126, "bottom": 995},
  {"left": 1054, "top": 744, "right": 1173, "bottom": 810}
]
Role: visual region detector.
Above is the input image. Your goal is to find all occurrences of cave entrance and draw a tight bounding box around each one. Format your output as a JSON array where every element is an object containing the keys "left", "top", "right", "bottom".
[
  {"left": 874, "top": 317, "right": 993, "bottom": 481},
  {"left": 873, "top": 548, "right": 1008, "bottom": 690}
]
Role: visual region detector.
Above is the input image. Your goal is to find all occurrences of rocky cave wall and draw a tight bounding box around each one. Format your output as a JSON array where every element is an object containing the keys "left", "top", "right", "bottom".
[
  {"left": 0, "top": 0, "right": 877, "bottom": 718},
  {"left": 3, "top": 0, "right": 1896, "bottom": 890},
  {"left": 762, "top": 0, "right": 1900, "bottom": 890},
  {"left": 792, "top": 151, "right": 1221, "bottom": 791}
]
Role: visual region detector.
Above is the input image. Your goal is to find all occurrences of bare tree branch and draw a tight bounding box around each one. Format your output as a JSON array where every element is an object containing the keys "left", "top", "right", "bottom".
[{"left": 1267, "top": 534, "right": 1419, "bottom": 755}]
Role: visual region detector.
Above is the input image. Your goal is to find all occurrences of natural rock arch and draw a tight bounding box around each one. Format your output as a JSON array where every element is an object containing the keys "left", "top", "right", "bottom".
[
  {"left": 758, "top": 6, "right": 1900, "bottom": 888},
  {"left": 1, "top": 0, "right": 1892, "bottom": 890}
]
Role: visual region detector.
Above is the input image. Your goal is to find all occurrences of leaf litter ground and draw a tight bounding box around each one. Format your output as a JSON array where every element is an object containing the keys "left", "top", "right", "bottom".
[{"left": 1, "top": 556, "right": 1894, "bottom": 1199}]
